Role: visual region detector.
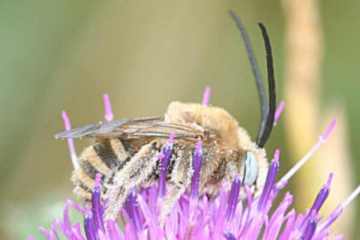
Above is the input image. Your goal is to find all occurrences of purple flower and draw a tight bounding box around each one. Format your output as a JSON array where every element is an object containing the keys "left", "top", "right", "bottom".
[
  {"left": 158, "top": 133, "right": 175, "bottom": 197},
  {"left": 32, "top": 91, "right": 359, "bottom": 240}
]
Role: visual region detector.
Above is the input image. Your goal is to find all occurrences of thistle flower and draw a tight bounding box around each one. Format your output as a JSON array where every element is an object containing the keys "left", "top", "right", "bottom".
[{"left": 28, "top": 92, "right": 359, "bottom": 240}]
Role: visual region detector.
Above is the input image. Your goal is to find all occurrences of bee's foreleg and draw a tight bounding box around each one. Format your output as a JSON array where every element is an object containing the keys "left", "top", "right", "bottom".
[
  {"left": 159, "top": 149, "right": 193, "bottom": 223},
  {"left": 104, "top": 141, "right": 161, "bottom": 220}
]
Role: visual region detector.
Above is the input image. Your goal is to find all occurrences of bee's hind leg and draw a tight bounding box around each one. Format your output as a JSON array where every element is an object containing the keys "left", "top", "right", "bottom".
[{"left": 104, "top": 140, "right": 161, "bottom": 220}]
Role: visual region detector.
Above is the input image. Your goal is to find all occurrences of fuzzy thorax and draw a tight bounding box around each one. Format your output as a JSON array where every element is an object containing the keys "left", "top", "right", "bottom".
[
  {"left": 165, "top": 101, "right": 240, "bottom": 148},
  {"left": 165, "top": 101, "right": 268, "bottom": 191}
]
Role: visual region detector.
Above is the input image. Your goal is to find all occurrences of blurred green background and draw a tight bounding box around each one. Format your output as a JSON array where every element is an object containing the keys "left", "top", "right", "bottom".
[{"left": 0, "top": 0, "right": 359, "bottom": 239}]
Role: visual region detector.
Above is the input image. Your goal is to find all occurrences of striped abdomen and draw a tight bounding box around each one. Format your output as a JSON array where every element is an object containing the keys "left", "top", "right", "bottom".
[
  {"left": 72, "top": 136, "right": 226, "bottom": 201},
  {"left": 72, "top": 138, "right": 142, "bottom": 200}
]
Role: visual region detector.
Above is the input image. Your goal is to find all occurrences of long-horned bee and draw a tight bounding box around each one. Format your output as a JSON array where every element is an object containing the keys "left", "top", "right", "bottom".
[{"left": 55, "top": 11, "right": 277, "bottom": 220}]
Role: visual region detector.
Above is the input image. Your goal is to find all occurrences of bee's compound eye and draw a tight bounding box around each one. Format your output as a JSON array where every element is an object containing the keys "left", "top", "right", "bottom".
[{"left": 242, "top": 152, "right": 258, "bottom": 186}]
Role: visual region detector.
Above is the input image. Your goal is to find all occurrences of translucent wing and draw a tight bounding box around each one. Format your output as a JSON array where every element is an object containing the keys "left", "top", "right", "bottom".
[{"left": 55, "top": 116, "right": 205, "bottom": 141}]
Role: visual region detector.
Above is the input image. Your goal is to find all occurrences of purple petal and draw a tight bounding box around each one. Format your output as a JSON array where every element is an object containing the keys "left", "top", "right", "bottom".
[
  {"left": 105, "top": 220, "right": 124, "bottom": 240},
  {"left": 258, "top": 149, "right": 280, "bottom": 211},
  {"left": 202, "top": 86, "right": 211, "bottom": 106},
  {"left": 84, "top": 215, "right": 97, "bottom": 240},
  {"left": 103, "top": 94, "right": 114, "bottom": 122},
  {"left": 310, "top": 173, "right": 333, "bottom": 217},
  {"left": 264, "top": 193, "right": 293, "bottom": 239},
  {"left": 317, "top": 206, "right": 343, "bottom": 237},
  {"left": 92, "top": 174, "right": 105, "bottom": 232},
  {"left": 158, "top": 133, "right": 175, "bottom": 197},
  {"left": 72, "top": 223, "right": 86, "bottom": 240},
  {"left": 226, "top": 176, "right": 241, "bottom": 220},
  {"left": 61, "top": 111, "right": 79, "bottom": 169},
  {"left": 39, "top": 227, "right": 57, "bottom": 240},
  {"left": 136, "top": 194, "right": 164, "bottom": 239},
  {"left": 124, "top": 190, "right": 142, "bottom": 233},
  {"left": 320, "top": 118, "right": 337, "bottom": 142},
  {"left": 273, "top": 101, "right": 285, "bottom": 126},
  {"left": 301, "top": 218, "right": 317, "bottom": 240},
  {"left": 279, "top": 210, "right": 296, "bottom": 240},
  {"left": 191, "top": 140, "right": 203, "bottom": 198},
  {"left": 224, "top": 232, "right": 236, "bottom": 240}
]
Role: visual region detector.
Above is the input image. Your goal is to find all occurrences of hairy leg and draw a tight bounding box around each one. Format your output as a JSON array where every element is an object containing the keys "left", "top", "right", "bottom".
[{"left": 104, "top": 140, "right": 161, "bottom": 220}]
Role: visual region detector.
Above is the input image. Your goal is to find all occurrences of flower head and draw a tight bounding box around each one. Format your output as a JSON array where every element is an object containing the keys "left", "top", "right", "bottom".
[{"left": 31, "top": 92, "right": 359, "bottom": 240}]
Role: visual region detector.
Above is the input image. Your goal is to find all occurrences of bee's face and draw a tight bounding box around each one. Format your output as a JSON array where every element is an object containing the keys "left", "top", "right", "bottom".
[{"left": 235, "top": 126, "right": 268, "bottom": 191}]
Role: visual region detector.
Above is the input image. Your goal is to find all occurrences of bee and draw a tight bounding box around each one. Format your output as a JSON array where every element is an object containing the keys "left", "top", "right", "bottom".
[{"left": 55, "top": 12, "right": 277, "bottom": 220}]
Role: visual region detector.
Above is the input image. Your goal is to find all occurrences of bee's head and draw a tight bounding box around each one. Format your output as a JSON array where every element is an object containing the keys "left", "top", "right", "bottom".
[
  {"left": 228, "top": 12, "right": 276, "bottom": 189},
  {"left": 237, "top": 127, "right": 268, "bottom": 190}
]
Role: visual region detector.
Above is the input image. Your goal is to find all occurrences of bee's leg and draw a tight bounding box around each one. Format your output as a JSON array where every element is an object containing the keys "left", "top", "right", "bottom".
[
  {"left": 104, "top": 141, "right": 161, "bottom": 220},
  {"left": 159, "top": 149, "right": 193, "bottom": 223}
]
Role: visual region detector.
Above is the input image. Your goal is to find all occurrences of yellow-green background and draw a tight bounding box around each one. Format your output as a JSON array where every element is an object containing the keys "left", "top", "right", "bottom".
[{"left": 0, "top": 1, "right": 359, "bottom": 239}]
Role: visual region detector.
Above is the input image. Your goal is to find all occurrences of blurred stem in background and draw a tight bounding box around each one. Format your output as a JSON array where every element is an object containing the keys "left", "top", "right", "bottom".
[{"left": 282, "top": 0, "right": 354, "bottom": 237}]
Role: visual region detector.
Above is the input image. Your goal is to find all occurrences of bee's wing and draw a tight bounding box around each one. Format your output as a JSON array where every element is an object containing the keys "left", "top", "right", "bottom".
[
  {"left": 125, "top": 121, "right": 204, "bottom": 140},
  {"left": 54, "top": 117, "right": 161, "bottom": 139},
  {"left": 55, "top": 116, "right": 204, "bottom": 140}
]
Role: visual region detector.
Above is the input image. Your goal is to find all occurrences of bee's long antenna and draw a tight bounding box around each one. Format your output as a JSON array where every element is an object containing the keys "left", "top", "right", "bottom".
[
  {"left": 257, "top": 23, "right": 276, "bottom": 147},
  {"left": 228, "top": 11, "right": 269, "bottom": 145},
  {"left": 229, "top": 11, "right": 276, "bottom": 147}
]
